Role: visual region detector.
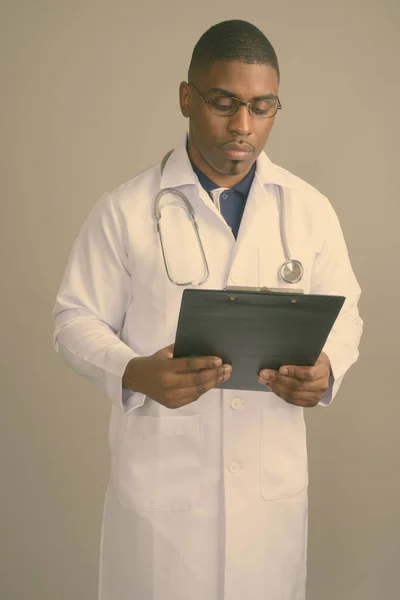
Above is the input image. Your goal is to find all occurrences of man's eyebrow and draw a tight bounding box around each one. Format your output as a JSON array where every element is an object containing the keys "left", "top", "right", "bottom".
[{"left": 209, "top": 87, "right": 278, "bottom": 101}]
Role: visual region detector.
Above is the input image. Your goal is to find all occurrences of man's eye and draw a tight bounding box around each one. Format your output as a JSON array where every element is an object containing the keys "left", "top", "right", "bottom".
[
  {"left": 252, "top": 108, "right": 270, "bottom": 115},
  {"left": 211, "top": 97, "right": 235, "bottom": 110},
  {"left": 252, "top": 100, "right": 275, "bottom": 115}
]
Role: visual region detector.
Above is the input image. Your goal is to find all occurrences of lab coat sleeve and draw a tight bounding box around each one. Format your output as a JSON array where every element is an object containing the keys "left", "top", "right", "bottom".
[
  {"left": 309, "top": 199, "right": 363, "bottom": 406},
  {"left": 52, "top": 192, "right": 146, "bottom": 414}
]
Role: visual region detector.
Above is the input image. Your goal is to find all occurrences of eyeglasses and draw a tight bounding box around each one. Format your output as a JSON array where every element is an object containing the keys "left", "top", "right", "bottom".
[{"left": 188, "top": 81, "right": 282, "bottom": 119}]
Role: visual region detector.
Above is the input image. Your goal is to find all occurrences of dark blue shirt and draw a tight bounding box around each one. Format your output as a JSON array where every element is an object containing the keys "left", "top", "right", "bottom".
[{"left": 189, "top": 156, "right": 256, "bottom": 239}]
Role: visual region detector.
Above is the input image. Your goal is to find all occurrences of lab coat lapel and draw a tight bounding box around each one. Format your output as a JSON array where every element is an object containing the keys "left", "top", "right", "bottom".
[
  {"left": 160, "top": 137, "right": 228, "bottom": 229},
  {"left": 226, "top": 175, "right": 264, "bottom": 286}
]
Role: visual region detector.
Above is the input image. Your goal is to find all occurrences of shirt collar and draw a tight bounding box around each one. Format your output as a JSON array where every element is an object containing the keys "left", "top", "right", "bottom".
[{"left": 159, "top": 133, "right": 295, "bottom": 191}]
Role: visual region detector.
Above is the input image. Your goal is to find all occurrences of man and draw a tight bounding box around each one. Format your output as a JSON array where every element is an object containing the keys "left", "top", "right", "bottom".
[{"left": 53, "top": 19, "right": 362, "bottom": 600}]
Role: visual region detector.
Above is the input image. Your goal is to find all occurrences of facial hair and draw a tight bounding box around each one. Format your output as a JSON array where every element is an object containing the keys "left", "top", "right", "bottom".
[{"left": 228, "top": 160, "right": 240, "bottom": 175}]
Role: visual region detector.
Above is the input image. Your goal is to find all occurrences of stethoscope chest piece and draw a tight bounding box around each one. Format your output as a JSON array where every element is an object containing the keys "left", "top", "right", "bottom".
[{"left": 280, "top": 259, "right": 304, "bottom": 284}]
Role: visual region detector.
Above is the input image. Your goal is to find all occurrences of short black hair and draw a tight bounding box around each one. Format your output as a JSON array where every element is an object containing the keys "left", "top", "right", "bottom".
[{"left": 188, "top": 20, "right": 280, "bottom": 81}]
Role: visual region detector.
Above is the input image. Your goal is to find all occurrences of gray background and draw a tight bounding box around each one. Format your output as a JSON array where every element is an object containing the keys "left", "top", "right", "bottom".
[{"left": 1, "top": 1, "right": 399, "bottom": 598}]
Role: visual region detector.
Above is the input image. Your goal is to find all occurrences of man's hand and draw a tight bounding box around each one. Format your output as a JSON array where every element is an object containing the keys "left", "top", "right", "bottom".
[
  {"left": 123, "top": 344, "right": 232, "bottom": 409},
  {"left": 258, "top": 352, "right": 331, "bottom": 407}
]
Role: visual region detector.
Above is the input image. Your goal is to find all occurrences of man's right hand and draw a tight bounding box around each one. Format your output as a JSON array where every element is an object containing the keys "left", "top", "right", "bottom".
[{"left": 122, "top": 344, "right": 232, "bottom": 409}]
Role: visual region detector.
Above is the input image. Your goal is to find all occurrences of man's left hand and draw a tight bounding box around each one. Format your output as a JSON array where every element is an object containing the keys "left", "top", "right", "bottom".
[{"left": 258, "top": 352, "right": 331, "bottom": 407}]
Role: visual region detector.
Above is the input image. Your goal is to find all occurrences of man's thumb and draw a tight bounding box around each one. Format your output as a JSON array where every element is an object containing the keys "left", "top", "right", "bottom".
[{"left": 157, "top": 343, "right": 174, "bottom": 359}]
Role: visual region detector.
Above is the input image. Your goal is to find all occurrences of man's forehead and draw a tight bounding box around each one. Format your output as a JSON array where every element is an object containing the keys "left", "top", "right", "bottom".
[{"left": 200, "top": 61, "right": 279, "bottom": 92}]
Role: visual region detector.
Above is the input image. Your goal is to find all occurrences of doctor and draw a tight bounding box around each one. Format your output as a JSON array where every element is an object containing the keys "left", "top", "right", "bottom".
[{"left": 53, "top": 19, "right": 362, "bottom": 600}]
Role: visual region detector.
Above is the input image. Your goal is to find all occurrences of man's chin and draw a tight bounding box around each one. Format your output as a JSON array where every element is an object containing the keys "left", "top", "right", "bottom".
[
  {"left": 215, "top": 155, "right": 252, "bottom": 171},
  {"left": 223, "top": 159, "right": 253, "bottom": 176}
]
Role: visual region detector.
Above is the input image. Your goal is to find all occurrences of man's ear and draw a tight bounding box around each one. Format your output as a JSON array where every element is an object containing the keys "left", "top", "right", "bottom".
[{"left": 179, "top": 81, "right": 191, "bottom": 118}]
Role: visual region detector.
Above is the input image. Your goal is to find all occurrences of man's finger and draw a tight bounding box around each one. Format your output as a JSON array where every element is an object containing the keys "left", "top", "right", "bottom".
[
  {"left": 259, "top": 379, "right": 327, "bottom": 407},
  {"left": 258, "top": 368, "right": 279, "bottom": 382},
  {"left": 154, "top": 343, "right": 175, "bottom": 360},
  {"left": 166, "top": 365, "right": 231, "bottom": 390},
  {"left": 277, "top": 352, "right": 331, "bottom": 380},
  {"left": 165, "top": 366, "right": 232, "bottom": 407},
  {"left": 163, "top": 343, "right": 175, "bottom": 358},
  {"left": 259, "top": 372, "right": 326, "bottom": 392},
  {"left": 174, "top": 356, "right": 223, "bottom": 373},
  {"left": 278, "top": 365, "right": 318, "bottom": 381}
]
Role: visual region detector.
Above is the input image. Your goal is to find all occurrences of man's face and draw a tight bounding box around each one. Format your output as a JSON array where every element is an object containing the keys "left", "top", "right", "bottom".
[{"left": 179, "top": 61, "right": 280, "bottom": 186}]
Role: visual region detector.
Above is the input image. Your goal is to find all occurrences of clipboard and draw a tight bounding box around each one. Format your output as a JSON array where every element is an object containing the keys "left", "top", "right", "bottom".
[{"left": 173, "top": 287, "right": 345, "bottom": 391}]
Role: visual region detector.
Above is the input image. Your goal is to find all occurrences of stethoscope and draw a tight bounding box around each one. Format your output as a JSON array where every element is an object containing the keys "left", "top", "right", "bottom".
[{"left": 154, "top": 150, "right": 304, "bottom": 286}]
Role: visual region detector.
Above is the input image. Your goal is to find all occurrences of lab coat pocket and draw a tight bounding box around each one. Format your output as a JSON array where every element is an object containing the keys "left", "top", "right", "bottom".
[
  {"left": 260, "top": 403, "right": 308, "bottom": 500},
  {"left": 118, "top": 414, "right": 203, "bottom": 511}
]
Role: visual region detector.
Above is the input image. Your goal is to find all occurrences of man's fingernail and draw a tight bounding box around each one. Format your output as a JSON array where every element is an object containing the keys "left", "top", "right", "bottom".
[
  {"left": 280, "top": 367, "right": 288, "bottom": 375},
  {"left": 214, "top": 358, "right": 223, "bottom": 367}
]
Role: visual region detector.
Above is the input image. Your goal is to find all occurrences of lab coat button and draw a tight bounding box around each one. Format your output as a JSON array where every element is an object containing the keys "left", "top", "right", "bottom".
[
  {"left": 231, "top": 397, "right": 244, "bottom": 410},
  {"left": 228, "top": 461, "right": 241, "bottom": 473}
]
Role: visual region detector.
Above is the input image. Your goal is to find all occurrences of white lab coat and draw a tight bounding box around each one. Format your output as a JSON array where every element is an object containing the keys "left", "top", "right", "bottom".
[{"left": 52, "top": 135, "right": 362, "bottom": 600}]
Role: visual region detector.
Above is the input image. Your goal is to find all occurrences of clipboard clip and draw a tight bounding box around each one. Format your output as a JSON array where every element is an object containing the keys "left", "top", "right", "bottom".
[{"left": 224, "top": 286, "right": 304, "bottom": 295}]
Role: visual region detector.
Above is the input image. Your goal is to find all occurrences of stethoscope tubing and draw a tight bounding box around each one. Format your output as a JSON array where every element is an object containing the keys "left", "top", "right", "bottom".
[{"left": 155, "top": 151, "right": 304, "bottom": 286}]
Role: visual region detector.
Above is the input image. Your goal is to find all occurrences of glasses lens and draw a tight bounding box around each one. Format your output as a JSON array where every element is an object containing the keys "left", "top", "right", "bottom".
[
  {"left": 250, "top": 99, "right": 278, "bottom": 118},
  {"left": 209, "top": 96, "right": 237, "bottom": 116},
  {"left": 208, "top": 96, "right": 279, "bottom": 118}
]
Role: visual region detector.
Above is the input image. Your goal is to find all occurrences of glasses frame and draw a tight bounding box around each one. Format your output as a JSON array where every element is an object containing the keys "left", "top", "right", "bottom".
[{"left": 188, "top": 81, "right": 282, "bottom": 119}]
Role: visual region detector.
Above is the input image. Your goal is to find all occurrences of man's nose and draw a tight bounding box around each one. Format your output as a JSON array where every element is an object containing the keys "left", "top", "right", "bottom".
[{"left": 228, "top": 104, "right": 253, "bottom": 136}]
